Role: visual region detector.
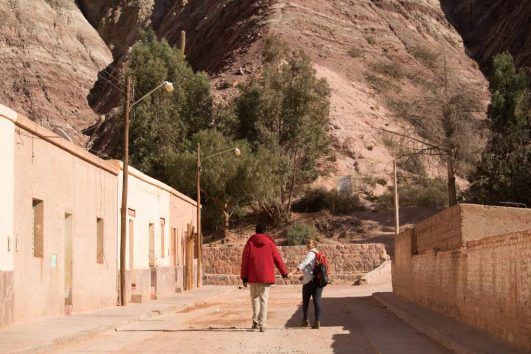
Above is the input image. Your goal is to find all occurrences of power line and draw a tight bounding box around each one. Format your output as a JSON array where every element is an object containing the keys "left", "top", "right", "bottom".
[{"left": 97, "top": 72, "right": 125, "bottom": 96}]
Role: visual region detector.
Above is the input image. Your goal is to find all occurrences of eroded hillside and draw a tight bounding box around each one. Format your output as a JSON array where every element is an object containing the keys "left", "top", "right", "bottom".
[
  {"left": 441, "top": 0, "right": 531, "bottom": 74},
  {"left": 1, "top": 0, "right": 495, "bottom": 186},
  {"left": 0, "top": 0, "right": 112, "bottom": 143},
  {"left": 78, "top": 0, "right": 490, "bottom": 189}
]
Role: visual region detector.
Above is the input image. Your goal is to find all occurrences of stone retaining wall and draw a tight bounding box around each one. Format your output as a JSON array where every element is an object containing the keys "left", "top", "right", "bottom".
[{"left": 203, "top": 243, "right": 389, "bottom": 285}]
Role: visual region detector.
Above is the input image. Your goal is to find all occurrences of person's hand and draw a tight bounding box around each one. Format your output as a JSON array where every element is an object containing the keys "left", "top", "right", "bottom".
[
  {"left": 282, "top": 273, "right": 288, "bottom": 279},
  {"left": 242, "top": 278, "right": 248, "bottom": 287}
]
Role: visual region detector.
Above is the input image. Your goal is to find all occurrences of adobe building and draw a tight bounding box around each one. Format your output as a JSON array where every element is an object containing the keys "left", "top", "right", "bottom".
[
  {"left": 112, "top": 162, "right": 198, "bottom": 303},
  {"left": 0, "top": 104, "right": 119, "bottom": 326},
  {"left": 0, "top": 104, "right": 199, "bottom": 328},
  {"left": 393, "top": 204, "right": 531, "bottom": 350}
]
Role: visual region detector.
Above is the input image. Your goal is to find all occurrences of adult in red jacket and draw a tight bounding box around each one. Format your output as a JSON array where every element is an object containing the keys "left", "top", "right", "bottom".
[{"left": 241, "top": 224, "right": 288, "bottom": 332}]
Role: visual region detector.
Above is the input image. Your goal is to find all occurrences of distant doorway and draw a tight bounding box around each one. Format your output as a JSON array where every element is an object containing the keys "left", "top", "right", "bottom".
[
  {"left": 128, "top": 219, "right": 134, "bottom": 270},
  {"left": 149, "top": 223, "right": 155, "bottom": 267},
  {"left": 64, "top": 213, "right": 73, "bottom": 315}
]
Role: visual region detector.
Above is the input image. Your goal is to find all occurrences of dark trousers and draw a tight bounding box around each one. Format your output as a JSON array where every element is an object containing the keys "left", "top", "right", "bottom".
[{"left": 302, "top": 281, "right": 323, "bottom": 321}]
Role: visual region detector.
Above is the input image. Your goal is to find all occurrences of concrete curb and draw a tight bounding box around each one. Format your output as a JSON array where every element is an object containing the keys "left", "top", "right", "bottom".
[
  {"left": 10, "top": 287, "right": 236, "bottom": 354},
  {"left": 373, "top": 292, "right": 470, "bottom": 353},
  {"left": 372, "top": 292, "right": 525, "bottom": 354}
]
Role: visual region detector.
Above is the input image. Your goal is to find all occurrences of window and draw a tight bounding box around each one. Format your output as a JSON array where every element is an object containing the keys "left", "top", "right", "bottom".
[
  {"left": 160, "top": 218, "right": 165, "bottom": 258},
  {"left": 97, "top": 218, "right": 104, "bottom": 263},
  {"left": 32, "top": 199, "right": 44, "bottom": 257}
]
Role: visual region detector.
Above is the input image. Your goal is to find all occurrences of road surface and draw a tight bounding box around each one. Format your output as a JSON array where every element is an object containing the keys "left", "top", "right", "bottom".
[{"left": 53, "top": 284, "right": 449, "bottom": 354}]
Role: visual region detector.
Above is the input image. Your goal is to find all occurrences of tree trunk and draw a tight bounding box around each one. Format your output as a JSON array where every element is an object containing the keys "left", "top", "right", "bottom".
[
  {"left": 285, "top": 171, "right": 297, "bottom": 222},
  {"left": 447, "top": 156, "right": 457, "bottom": 206},
  {"left": 222, "top": 205, "right": 230, "bottom": 242}
]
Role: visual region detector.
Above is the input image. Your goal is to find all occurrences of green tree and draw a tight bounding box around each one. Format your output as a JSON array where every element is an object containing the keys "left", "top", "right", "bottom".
[
  {"left": 165, "top": 130, "right": 255, "bottom": 239},
  {"left": 234, "top": 36, "right": 331, "bottom": 223},
  {"left": 468, "top": 52, "right": 530, "bottom": 206},
  {"left": 116, "top": 31, "right": 213, "bottom": 181}
]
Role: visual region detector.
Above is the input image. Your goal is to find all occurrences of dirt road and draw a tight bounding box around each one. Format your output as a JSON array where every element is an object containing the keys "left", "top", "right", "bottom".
[{"left": 54, "top": 284, "right": 449, "bottom": 354}]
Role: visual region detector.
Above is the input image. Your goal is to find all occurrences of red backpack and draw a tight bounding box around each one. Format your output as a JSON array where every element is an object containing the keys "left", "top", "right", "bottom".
[{"left": 312, "top": 251, "right": 329, "bottom": 287}]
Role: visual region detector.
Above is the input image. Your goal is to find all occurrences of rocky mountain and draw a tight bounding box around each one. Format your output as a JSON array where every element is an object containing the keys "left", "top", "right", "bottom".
[
  {"left": 77, "top": 0, "right": 490, "bottom": 188},
  {"left": 0, "top": 0, "right": 112, "bottom": 144},
  {"left": 5, "top": 0, "right": 528, "bottom": 187},
  {"left": 440, "top": 0, "right": 531, "bottom": 75}
]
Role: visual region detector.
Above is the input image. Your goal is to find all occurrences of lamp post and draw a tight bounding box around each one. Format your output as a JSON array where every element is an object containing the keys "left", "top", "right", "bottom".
[
  {"left": 196, "top": 146, "right": 241, "bottom": 288},
  {"left": 393, "top": 159, "right": 399, "bottom": 237},
  {"left": 120, "top": 78, "right": 174, "bottom": 306}
]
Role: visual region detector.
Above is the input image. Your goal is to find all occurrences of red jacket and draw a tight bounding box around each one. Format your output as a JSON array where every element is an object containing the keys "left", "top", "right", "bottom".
[{"left": 241, "top": 233, "right": 288, "bottom": 284}]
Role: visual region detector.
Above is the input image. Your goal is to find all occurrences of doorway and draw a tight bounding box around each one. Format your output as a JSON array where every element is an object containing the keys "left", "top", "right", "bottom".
[
  {"left": 149, "top": 223, "right": 155, "bottom": 267},
  {"left": 64, "top": 213, "right": 73, "bottom": 315}
]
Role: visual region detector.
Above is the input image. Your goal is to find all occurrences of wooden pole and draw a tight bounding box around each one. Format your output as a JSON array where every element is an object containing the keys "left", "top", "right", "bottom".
[
  {"left": 196, "top": 143, "right": 202, "bottom": 288},
  {"left": 393, "top": 159, "right": 399, "bottom": 237},
  {"left": 120, "top": 76, "right": 131, "bottom": 306}
]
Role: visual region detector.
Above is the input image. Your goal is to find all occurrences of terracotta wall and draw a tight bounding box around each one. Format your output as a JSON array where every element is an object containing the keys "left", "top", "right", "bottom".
[
  {"left": 169, "top": 191, "right": 198, "bottom": 291},
  {"left": 393, "top": 205, "right": 531, "bottom": 350},
  {"left": 13, "top": 115, "right": 119, "bottom": 321},
  {"left": 203, "top": 243, "right": 389, "bottom": 285}
]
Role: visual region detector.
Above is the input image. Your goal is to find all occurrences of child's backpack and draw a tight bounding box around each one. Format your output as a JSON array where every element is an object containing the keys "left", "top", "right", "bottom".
[{"left": 312, "top": 251, "right": 329, "bottom": 288}]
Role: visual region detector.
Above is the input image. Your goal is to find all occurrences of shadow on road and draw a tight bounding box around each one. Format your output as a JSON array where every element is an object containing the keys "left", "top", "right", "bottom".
[
  {"left": 116, "top": 328, "right": 255, "bottom": 333},
  {"left": 285, "top": 295, "right": 376, "bottom": 353}
]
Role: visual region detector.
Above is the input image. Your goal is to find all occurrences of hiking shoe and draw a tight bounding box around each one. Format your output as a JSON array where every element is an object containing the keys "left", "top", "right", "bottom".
[
  {"left": 301, "top": 319, "right": 310, "bottom": 328},
  {"left": 312, "top": 321, "right": 320, "bottom": 329},
  {"left": 251, "top": 321, "right": 258, "bottom": 330},
  {"left": 259, "top": 326, "right": 265, "bottom": 332}
]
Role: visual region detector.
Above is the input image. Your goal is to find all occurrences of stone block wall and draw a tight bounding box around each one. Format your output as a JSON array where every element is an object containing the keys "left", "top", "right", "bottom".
[
  {"left": 393, "top": 205, "right": 531, "bottom": 351},
  {"left": 203, "top": 243, "right": 389, "bottom": 285},
  {"left": 0, "top": 271, "right": 14, "bottom": 328}
]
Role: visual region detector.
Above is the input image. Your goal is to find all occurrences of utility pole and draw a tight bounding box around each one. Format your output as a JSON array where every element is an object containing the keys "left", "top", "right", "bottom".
[
  {"left": 120, "top": 76, "right": 131, "bottom": 306},
  {"left": 393, "top": 160, "right": 399, "bottom": 236},
  {"left": 196, "top": 143, "right": 202, "bottom": 288}
]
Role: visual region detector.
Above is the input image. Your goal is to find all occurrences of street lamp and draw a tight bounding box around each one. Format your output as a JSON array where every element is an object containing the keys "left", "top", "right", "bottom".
[
  {"left": 120, "top": 77, "right": 173, "bottom": 306},
  {"left": 195, "top": 146, "right": 241, "bottom": 288}
]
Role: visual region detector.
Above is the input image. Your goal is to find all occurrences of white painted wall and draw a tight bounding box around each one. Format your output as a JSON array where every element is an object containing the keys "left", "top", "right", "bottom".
[
  {"left": 116, "top": 164, "right": 172, "bottom": 271},
  {"left": 0, "top": 105, "right": 16, "bottom": 272}
]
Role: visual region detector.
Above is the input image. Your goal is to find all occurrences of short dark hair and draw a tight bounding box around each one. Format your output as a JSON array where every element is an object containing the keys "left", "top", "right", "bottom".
[{"left": 255, "top": 223, "right": 267, "bottom": 234}]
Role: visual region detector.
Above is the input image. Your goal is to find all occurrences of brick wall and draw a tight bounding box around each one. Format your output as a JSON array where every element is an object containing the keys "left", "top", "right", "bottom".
[
  {"left": 203, "top": 243, "right": 389, "bottom": 285},
  {"left": 413, "top": 204, "right": 530, "bottom": 254},
  {"left": 393, "top": 205, "right": 531, "bottom": 351},
  {"left": 415, "top": 205, "right": 461, "bottom": 253}
]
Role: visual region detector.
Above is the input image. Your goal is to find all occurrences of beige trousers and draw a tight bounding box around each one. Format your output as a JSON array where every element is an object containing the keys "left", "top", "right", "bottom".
[{"left": 250, "top": 283, "right": 270, "bottom": 328}]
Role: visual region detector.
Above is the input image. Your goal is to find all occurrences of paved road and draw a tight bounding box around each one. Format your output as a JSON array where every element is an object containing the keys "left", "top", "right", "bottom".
[{"left": 53, "top": 284, "right": 449, "bottom": 354}]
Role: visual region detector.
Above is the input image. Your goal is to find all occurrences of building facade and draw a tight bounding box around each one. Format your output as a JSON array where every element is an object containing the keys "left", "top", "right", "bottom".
[
  {"left": 0, "top": 104, "right": 198, "bottom": 328},
  {"left": 113, "top": 162, "right": 198, "bottom": 303}
]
